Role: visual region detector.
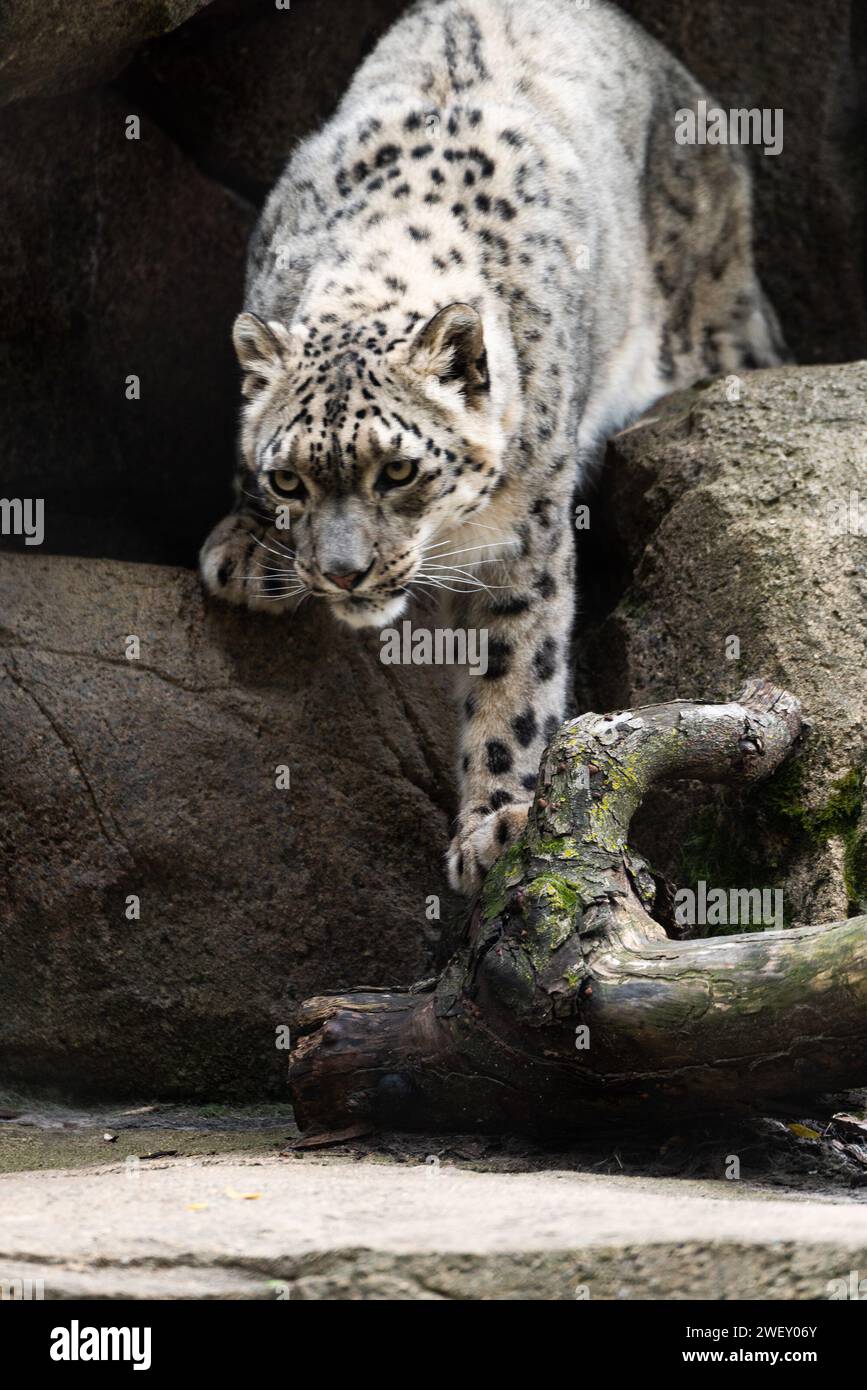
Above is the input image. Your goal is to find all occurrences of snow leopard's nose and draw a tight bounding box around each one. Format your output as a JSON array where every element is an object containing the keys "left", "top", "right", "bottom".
[
  {"left": 324, "top": 565, "right": 363, "bottom": 591},
  {"left": 315, "top": 500, "right": 374, "bottom": 589}
]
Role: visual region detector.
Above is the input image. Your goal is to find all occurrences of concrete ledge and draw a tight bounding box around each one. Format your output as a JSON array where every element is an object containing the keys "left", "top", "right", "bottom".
[{"left": 2, "top": 1155, "right": 865, "bottom": 1300}]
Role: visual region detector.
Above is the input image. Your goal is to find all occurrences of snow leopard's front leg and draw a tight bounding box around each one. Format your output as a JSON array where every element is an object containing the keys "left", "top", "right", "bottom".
[
  {"left": 200, "top": 509, "right": 301, "bottom": 613},
  {"left": 447, "top": 511, "right": 575, "bottom": 894}
]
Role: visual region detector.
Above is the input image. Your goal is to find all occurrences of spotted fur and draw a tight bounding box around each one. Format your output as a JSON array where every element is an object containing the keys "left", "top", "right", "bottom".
[{"left": 201, "top": 0, "right": 784, "bottom": 893}]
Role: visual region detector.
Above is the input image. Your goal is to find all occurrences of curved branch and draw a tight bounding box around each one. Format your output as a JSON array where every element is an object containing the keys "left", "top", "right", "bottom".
[{"left": 289, "top": 680, "right": 867, "bottom": 1139}]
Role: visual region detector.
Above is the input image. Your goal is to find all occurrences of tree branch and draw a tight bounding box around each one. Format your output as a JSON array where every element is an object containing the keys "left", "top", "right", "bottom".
[{"left": 288, "top": 680, "right": 867, "bottom": 1139}]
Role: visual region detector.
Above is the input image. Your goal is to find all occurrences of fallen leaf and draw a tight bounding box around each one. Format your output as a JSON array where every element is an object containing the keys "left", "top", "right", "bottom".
[
  {"left": 224, "top": 1186, "right": 261, "bottom": 1201},
  {"left": 291, "top": 1122, "right": 373, "bottom": 1150},
  {"left": 788, "top": 1123, "right": 821, "bottom": 1141},
  {"left": 831, "top": 1112, "right": 867, "bottom": 1141},
  {"left": 828, "top": 1138, "right": 867, "bottom": 1167}
]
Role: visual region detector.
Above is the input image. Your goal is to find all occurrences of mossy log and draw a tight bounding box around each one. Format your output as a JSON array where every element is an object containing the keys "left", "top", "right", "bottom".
[{"left": 288, "top": 680, "right": 867, "bottom": 1139}]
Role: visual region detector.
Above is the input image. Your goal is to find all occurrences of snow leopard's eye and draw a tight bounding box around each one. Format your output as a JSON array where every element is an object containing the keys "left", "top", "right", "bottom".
[
  {"left": 269, "top": 469, "right": 304, "bottom": 499},
  {"left": 378, "top": 458, "right": 418, "bottom": 491}
]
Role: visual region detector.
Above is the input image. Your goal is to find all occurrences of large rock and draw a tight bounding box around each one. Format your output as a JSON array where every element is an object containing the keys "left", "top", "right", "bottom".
[
  {"left": 0, "top": 0, "right": 216, "bottom": 104},
  {"left": 0, "top": 556, "right": 458, "bottom": 1097},
  {"left": 582, "top": 361, "right": 867, "bottom": 927}
]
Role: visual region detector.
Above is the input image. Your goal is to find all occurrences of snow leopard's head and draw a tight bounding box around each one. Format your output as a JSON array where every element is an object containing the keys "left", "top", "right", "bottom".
[{"left": 231, "top": 301, "right": 519, "bottom": 628}]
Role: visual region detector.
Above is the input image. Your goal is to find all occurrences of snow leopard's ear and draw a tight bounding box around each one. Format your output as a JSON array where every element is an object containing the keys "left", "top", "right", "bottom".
[
  {"left": 408, "top": 302, "right": 490, "bottom": 406},
  {"left": 233, "top": 312, "right": 293, "bottom": 396}
]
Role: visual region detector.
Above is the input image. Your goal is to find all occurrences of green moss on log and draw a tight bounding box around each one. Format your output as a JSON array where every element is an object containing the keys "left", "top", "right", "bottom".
[
  {"left": 480, "top": 841, "right": 526, "bottom": 922},
  {"left": 677, "top": 764, "right": 866, "bottom": 926},
  {"left": 768, "top": 765, "right": 865, "bottom": 914}
]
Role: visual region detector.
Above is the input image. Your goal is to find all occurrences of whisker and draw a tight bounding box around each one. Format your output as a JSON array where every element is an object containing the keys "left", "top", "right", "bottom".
[
  {"left": 411, "top": 577, "right": 491, "bottom": 594},
  {"left": 245, "top": 569, "right": 299, "bottom": 583},
  {"left": 242, "top": 521, "right": 296, "bottom": 557},
  {"left": 245, "top": 567, "right": 300, "bottom": 580},
  {"left": 238, "top": 491, "right": 287, "bottom": 530},
  {"left": 426, "top": 565, "right": 497, "bottom": 594},
  {"left": 239, "top": 488, "right": 271, "bottom": 511},
  {"left": 245, "top": 575, "right": 304, "bottom": 586},
  {"left": 421, "top": 537, "right": 508, "bottom": 553},
  {"left": 420, "top": 558, "right": 505, "bottom": 569},
  {"left": 417, "top": 566, "right": 511, "bottom": 590},
  {"left": 253, "top": 531, "right": 296, "bottom": 556},
  {"left": 420, "top": 540, "right": 514, "bottom": 560},
  {"left": 422, "top": 517, "right": 508, "bottom": 547},
  {"left": 251, "top": 536, "right": 299, "bottom": 565},
  {"left": 399, "top": 585, "right": 436, "bottom": 612},
  {"left": 460, "top": 518, "right": 512, "bottom": 535},
  {"left": 249, "top": 579, "right": 307, "bottom": 592},
  {"left": 249, "top": 587, "right": 307, "bottom": 597}
]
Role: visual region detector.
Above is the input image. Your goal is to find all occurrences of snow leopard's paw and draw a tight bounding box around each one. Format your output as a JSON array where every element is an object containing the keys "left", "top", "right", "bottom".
[
  {"left": 447, "top": 802, "right": 531, "bottom": 894},
  {"left": 200, "top": 512, "right": 299, "bottom": 614}
]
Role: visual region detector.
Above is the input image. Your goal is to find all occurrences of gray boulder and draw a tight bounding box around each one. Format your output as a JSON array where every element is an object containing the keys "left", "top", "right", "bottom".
[
  {"left": 585, "top": 361, "right": 867, "bottom": 927},
  {"left": 0, "top": 0, "right": 215, "bottom": 104},
  {"left": 0, "top": 555, "right": 458, "bottom": 1096}
]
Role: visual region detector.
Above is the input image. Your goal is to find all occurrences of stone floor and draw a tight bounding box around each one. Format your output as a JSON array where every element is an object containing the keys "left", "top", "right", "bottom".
[{"left": 1, "top": 1096, "right": 866, "bottom": 1300}]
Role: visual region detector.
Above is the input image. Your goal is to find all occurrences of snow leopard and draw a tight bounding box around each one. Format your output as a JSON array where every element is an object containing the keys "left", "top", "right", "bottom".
[{"left": 200, "top": 0, "right": 784, "bottom": 894}]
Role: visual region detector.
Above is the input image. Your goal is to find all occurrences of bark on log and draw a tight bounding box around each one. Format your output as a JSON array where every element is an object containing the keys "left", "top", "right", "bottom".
[{"left": 288, "top": 680, "right": 867, "bottom": 1139}]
